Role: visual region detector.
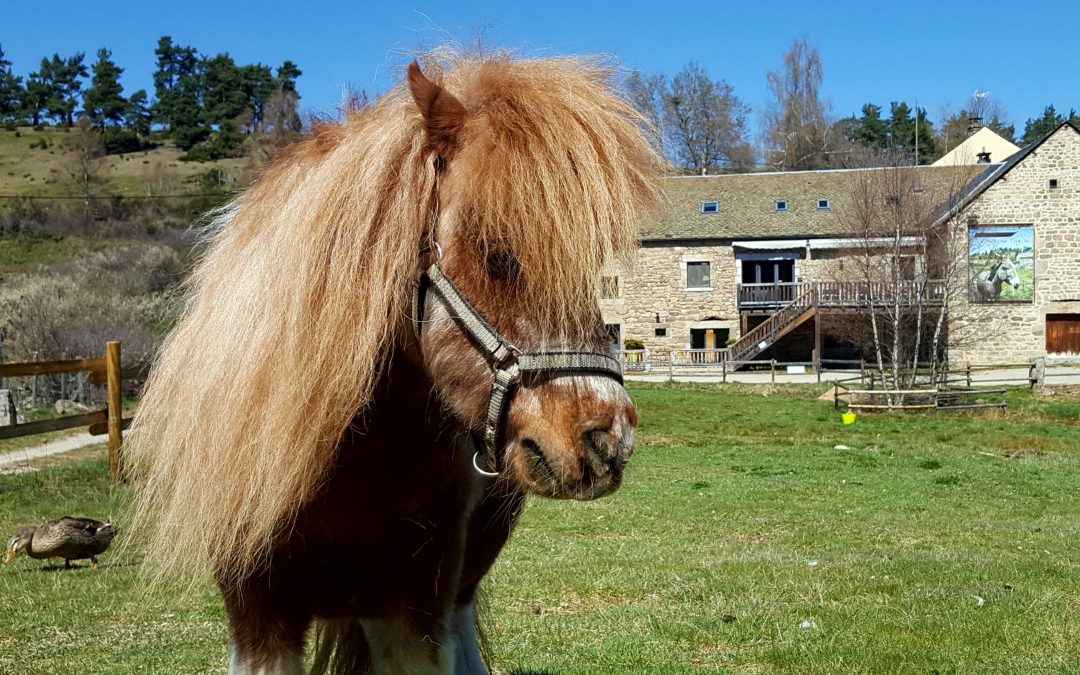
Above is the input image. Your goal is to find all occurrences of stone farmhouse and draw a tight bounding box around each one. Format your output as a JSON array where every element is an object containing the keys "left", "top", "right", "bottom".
[{"left": 601, "top": 122, "right": 1080, "bottom": 366}]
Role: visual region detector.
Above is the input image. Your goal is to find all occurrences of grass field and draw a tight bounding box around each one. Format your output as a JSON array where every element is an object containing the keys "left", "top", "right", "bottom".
[
  {"left": 1, "top": 384, "right": 1078, "bottom": 673},
  {"left": 0, "top": 126, "right": 249, "bottom": 198}
]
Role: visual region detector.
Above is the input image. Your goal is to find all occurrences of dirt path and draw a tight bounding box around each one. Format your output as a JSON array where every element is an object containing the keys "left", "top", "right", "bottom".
[{"left": 0, "top": 432, "right": 104, "bottom": 468}]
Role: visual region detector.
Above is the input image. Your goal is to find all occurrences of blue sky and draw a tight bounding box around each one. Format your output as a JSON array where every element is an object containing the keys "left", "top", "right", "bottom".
[{"left": 2, "top": 1, "right": 1074, "bottom": 137}]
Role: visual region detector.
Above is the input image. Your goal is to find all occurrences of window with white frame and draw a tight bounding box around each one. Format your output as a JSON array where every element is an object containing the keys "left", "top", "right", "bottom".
[
  {"left": 775, "top": 199, "right": 788, "bottom": 211},
  {"left": 686, "top": 261, "right": 711, "bottom": 289},
  {"left": 816, "top": 198, "right": 830, "bottom": 210},
  {"left": 701, "top": 201, "right": 719, "bottom": 214}
]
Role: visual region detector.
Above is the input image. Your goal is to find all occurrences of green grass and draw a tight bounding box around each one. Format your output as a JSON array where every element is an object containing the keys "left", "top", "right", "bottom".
[
  {"left": 2, "top": 385, "right": 1079, "bottom": 673},
  {"left": 0, "top": 236, "right": 134, "bottom": 273},
  {"left": 0, "top": 125, "right": 249, "bottom": 198}
]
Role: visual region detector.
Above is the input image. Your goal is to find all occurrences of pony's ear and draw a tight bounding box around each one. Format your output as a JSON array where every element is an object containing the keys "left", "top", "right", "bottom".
[{"left": 407, "top": 61, "right": 467, "bottom": 161}]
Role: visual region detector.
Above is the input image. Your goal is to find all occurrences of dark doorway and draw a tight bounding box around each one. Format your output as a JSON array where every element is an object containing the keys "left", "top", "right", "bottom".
[
  {"left": 690, "top": 328, "right": 730, "bottom": 349},
  {"left": 742, "top": 260, "right": 795, "bottom": 284}
]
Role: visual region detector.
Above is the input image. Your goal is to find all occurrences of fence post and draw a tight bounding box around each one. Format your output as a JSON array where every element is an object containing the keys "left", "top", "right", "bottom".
[
  {"left": 106, "top": 341, "right": 123, "bottom": 480},
  {"left": 771, "top": 358, "right": 776, "bottom": 384},
  {"left": 1029, "top": 357, "right": 1045, "bottom": 389},
  {"left": 32, "top": 350, "right": 39, "bottom": 408},
  {"left": 60, "top": 351, "right": 68, "bottom": 402},
  {"left": 813, "top": 348, "right": 821, "bottom": 384},
  {"left": 860, "top": 359, "right": 866, "bottom": 385},
  {"left": 966, "top": 364, "right": 971, "bottom": 388},
  {"left": 668, "top": 350, "right": 674, "bottom": 383}
]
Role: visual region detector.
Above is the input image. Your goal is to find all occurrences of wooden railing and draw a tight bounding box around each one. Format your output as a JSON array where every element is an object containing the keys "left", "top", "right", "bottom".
[
  {"left": 738, "top": 282, "right": 805, "bottom": 307},
  {"left": 0, "top": 341, "right": 134, "bottom": 479},
  {"left": 737, "top": 280, "right": 947, "bottom": 309}
]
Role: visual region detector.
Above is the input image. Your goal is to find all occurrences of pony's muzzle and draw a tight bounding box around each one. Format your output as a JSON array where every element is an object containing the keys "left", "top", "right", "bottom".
[{"left": 504, "top": 380, "right": 636, "bottom": 500}]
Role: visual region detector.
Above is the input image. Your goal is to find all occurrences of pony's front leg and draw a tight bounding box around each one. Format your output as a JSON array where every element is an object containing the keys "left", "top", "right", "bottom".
[
  {"left": 360, "top": 610, "right": 457, "bottom": 675},
  {"left": 451, "top": 600, "right": 488, "bottom": 675},
  {"left": 220, "top": 575, "right": 309, "bottom": 675},
  {"left": 227, "top": 646, "right": 304, "bottom": 675}
]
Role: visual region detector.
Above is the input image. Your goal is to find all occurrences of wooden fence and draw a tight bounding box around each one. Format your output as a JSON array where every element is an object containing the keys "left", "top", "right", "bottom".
[
  {"left": 0, "top": 341, "right": 134, "bottom": 479},
  {"left": 617, "top": 348, "right": 863, "bottom": 382}
]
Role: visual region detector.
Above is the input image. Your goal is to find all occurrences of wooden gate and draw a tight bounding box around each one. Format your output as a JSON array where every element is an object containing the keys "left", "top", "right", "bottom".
[{"left": 1046, "top": 314, "right": 1080, "bottom": 353}]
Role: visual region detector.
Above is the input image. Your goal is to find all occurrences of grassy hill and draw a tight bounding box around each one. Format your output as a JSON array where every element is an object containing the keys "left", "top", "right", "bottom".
[
  {"left": 0, "top": 125, "right": 253, "bottom": 367},
  {"left": 0, "top": 125, "right": 252, "bottom": 199}
]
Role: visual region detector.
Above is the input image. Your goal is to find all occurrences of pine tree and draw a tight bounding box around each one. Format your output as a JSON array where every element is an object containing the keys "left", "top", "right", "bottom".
[
  {"left": 84, "top": 48, "right": 126, "bottom": 127},
  {"left": 39, "top": 52, "right": 87, "bottom": 126},
  {"left": 1020, "top": 105, "right": 1067, "bottom": 146},
  {"left": 124, "top": 89, "right": 151, "bottom": 136},
  {"left": 152, "top": 36, "right": 205, "bottom": 148},
  {"left": 855, "top": 104, "right": 888, "bottom": 152},
  {"left": 238, "top": 63, "right": 275, "bottom": 132},
  {"left": 0, "top": 43, "right": 24, "bottom": 122},
  {"left": 276, "top": 60, "right": 302, "bottom": 93}
]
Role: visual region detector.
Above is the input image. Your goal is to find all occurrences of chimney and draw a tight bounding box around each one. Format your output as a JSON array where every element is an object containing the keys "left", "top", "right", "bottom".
[
  {"left": 967, "top": 116, "right": 983, "bottom": 136},
  {"left": 976, "top": 149, "right": 992, "bottom": 164}
]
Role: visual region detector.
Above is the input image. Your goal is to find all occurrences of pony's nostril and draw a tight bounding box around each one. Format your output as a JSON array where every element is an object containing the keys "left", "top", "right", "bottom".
[
  {"left": 582, "top": 429, "right": 614, "bottom": 460},
  {"left": 521, "top": 438, "right": 555, "bottom": 482}
]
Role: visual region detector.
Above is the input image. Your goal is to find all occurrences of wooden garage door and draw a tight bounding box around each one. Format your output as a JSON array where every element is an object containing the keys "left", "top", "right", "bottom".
[{"left": 1046, "top": 314, "right": 1080, "bottom": 353}]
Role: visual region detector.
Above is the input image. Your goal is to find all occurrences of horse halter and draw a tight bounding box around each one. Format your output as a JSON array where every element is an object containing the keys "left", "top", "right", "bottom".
[{"left": 413, "top": 245, "right": 624, "bottom": 477}]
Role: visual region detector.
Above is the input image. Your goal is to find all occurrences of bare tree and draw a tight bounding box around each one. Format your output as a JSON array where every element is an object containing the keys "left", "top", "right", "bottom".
[
  {"left": 624, "top": 63, "right": 751, "bottom": 174},
  {"left": 828, "top": 162, "right": 978, "bottom": 396},
  {"left": 937, "top": 91, "right": 1015, "bottom": 153},
  {"left": 623, "top": 70, "right": 665, "bottom": 140},
  {"left": 664, "top": 63, "right": 751, "bottom": 174},
  {"left": 62, "top": 118, "right": 105, "bottom": 220},
  {"left": 141, "top": 160, "right": 178, "bottom": 196},
  {"left": 763, "top": 38, "right": 832, "bottom": 170}
]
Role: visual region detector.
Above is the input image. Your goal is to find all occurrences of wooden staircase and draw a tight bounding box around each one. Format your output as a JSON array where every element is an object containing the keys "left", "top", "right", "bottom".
[
  {"left": 726, "top": 285, "right": 818, "bottom": 364},
  {"left": 726, "top": 280, "right": 948, "bottom": 368}
]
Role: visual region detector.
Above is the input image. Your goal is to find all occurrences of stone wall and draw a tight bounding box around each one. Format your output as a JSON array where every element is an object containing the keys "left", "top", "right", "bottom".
[
  {"left": 601, "top": 244, "right": 738, "bottom": 349},
  {"left": 951, "top": 125, "right": 1080, "bottom": 364}
]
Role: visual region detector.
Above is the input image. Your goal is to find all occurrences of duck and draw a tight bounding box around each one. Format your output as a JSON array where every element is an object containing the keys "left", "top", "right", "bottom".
[{"left": 3, "top": 517, "right": 119, "bottom": 569}]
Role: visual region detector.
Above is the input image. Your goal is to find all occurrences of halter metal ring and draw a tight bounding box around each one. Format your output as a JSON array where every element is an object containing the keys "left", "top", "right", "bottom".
[{"left": 472, "top": 452, "right": 499, "bottom": 477}]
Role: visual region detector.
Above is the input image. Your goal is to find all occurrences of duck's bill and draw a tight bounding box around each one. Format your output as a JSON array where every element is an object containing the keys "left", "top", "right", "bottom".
[{"left": 2, "top": 548, "right": 15, "bottom": 564}]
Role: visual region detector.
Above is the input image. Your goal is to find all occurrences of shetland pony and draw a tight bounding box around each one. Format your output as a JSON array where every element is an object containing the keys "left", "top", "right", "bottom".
[{"left": 127, "top": 52, "right": 661, "bottom": 674}]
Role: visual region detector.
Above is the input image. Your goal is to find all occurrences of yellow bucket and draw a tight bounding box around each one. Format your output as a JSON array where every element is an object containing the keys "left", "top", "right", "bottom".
[{"left": 841, "top": 412, "right": 857, "bottom": 425}]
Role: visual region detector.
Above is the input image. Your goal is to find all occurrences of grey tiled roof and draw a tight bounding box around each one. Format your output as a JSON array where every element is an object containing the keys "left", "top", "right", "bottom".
[{"left": 644, "top": 165, "right": 984, "bottom": 242}]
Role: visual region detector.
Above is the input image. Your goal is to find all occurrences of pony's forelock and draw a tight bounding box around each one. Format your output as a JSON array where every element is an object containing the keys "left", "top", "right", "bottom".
[{"left": 126, "top": 50, "right": 661, "bottom": 584}]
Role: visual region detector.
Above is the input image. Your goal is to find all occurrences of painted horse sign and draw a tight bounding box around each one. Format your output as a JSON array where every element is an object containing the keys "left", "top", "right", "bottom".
[{"left": 969, "top": 225, "right": 1034, "bottom": 302}]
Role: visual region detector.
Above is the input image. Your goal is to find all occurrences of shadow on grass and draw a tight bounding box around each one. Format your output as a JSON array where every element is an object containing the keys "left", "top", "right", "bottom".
[
  {"left": 507, "top": 671, "right": 559, "bottom": 675},
  {"left": 8, "top": 558, "right": 137, "bottom": 573}
]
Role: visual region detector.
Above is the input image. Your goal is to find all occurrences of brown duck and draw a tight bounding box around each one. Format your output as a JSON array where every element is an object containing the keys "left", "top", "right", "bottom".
[{"left": 3, "top": 517, "right": 119, "bottom": 569}]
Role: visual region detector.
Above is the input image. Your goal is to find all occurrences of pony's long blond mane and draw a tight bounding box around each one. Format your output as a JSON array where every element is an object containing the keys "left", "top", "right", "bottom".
[{"left": 127, "top": 51, "right": 662, "bottom": 582}]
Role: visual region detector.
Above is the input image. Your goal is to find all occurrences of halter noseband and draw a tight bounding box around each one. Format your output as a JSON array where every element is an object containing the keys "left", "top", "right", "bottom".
[{"left": 413, "top": 248, "right": 624, "bottom": 477}]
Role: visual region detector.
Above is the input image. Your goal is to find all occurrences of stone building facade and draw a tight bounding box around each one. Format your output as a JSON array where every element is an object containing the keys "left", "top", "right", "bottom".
[
  {"left": 601, "top": 123, "right": 1080, "bottom": 365},
  {"left": 951, "top": 123, "right": 1080, "bottom": 363}
]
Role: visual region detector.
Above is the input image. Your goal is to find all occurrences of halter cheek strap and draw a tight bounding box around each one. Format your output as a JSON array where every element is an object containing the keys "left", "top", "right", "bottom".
[{"left": 414, "top": 259, "right": 623, "bottom": 476}]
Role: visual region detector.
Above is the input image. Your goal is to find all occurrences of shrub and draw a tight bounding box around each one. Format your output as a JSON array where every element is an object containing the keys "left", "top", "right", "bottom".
[
  {"left": 3, "top": 120, "right": 16, "bottom": 131},
  {"left": 623, "top": 338, "right": 645, "bottom": 350},
  {"left": 102, "top": 127, "right": 148, "bottom": 155}
]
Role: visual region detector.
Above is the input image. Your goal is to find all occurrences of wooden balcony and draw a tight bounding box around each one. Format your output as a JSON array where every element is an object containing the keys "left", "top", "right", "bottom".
[{"left": 737, "top": 280, "right": 947, "bottom": 309}]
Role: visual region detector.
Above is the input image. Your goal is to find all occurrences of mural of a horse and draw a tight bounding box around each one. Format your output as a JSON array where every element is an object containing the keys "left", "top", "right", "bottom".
[
  {"left": 127, "top": 52, "right": 661, "bottom": 674},
  {"left": 972, "top": 257, "right": 1021, "bottom": 301}
]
